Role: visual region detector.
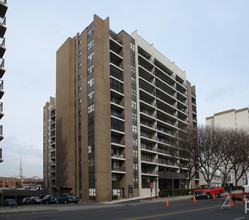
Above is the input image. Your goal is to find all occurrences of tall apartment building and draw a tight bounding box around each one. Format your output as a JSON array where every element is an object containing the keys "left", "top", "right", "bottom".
[
  {"left": 43, "top": 97, "right": 56, "bottom": 193},
  {"left": 0, "top": 0, "right": 7, "bottom": 163},
  {"left": 206, "top": 107, "right": 249, "bottom": 130},
  {"left": 56, "top": 15, "right": 197, "bottom": 202}
]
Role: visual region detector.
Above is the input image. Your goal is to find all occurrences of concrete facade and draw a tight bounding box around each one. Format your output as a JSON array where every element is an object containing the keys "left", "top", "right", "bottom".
[
  {"left": 55, "top": 15, "right": 197, "bottom": 202},
  {"left": 43, "top": 97, "right": 56, "bottom": 193},
  {"left": 206, "top": 107, "right": 249, "bottom": 130}
]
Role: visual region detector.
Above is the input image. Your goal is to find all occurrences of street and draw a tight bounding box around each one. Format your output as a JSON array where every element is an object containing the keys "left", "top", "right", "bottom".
[{"left": 0, "top": 197, "right": 247, "bottom": 220}]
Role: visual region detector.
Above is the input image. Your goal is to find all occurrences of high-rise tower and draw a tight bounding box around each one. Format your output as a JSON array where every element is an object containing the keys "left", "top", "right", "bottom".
[
  {"left": 43, "top": 97, "right": 56, "bottom": 193},
  {"left": 55, "top": 15, "right": 197, "bottom": 202},
  {"left": 0, "top": 0, "right": 7, "bottom": 163}
]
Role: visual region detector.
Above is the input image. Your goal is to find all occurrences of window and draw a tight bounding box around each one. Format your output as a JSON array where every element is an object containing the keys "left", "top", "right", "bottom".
[
  {"left": 133, "top": 138, "right": 138, "bottom": 147},
  {"left": 88, "top": 91, "right": 94, "bottom": 100},
  {"left": 88, "top": 104, "right": 94, "bottom": 113},
  {"left": 88, "top": 65, "right": 94, "bottom": 74},
  {"left": 112, "top": 174, "right": 118, "bottom": 181},
  {"left": 112, "top": 160, "right": 120, "bottom": 169},
  {"left": 133, "top": 150, "right": 138, "bottom": 158},
  {"left": 131, "top": 76, "right": 136, "bottom": 85},
  {"left": 133, "top": 175, "right": 138, "bottom": 182},
  {"left": 88, "top": 27, "right": 94, "bottom": 36},
  {"left": 130, "top": 42, "right": 135, "bottom": 51},
  {"left": 88, "top": 78, "right": 94, "bottom": 87},
  {"left": 132, "top": 125, "right": 137, "bottom": 134},
  {"left": 88, "top": 145, "right": 93, "bottom": 153},
  {"left": 87, "top": 40, "right": 94, "bottom": 50},
  {"left": 88, "top": 52, "right": 94, "bottom": 61},
  {"left": 88, "top": 159, "right": 95, "bottom": 167},
  {"left": 132, "top": 113, "right": 137, "bottom": 121},
  {"left": 79, "top": 98, "right": 81, "bottom": 104},
  {"left": 132, "top": 101, "right": 136, "bottom": 110},
  {"left": 79, "top": 86, "right": 82, "bottom": 92},
  {"left": 132, "top": 89, "right": 136, "bottom": 98},
  {"left": 133, "top": 163, "right": 138, "bottom": 170},
  {"left": 131, "top": 66, "right": 136, "bottom": 74}
]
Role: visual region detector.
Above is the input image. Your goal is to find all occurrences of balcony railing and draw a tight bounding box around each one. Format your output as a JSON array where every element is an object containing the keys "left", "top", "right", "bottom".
[
  {"left": 0, "top": 125, "right": 3, "bottom": 138},
  {"left": 140, "top": 108, "right": 155, "bottom": 117},
  {"left": 157, "top": 115, "right": 175, "bottom": 125},
  {"left": 0, "top": 80, "right": 3, "bottom": 98},
  {"left": 156, "top": 94, "right": 175, "bottom": 106},
  {"left": 109, "top": 30, "right": 123, "bottom": 45},
  {"left": 140, "top": 79, "right": 155, "bottom": 95},
  {"left": 111, "top": 111, "right": 124, "bottom": 119}
]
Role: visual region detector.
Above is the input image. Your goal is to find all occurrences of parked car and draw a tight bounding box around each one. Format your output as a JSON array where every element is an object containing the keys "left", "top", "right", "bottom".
[
  {"left": 20, "top": 197, "right": 31, "bottom": 205},
  {"left": 30, "top": 196, "right": 42, "bottom": 204},
  {"left": 193, "top": 184, "right": 225, "bottom": 199},
  {"left": 4, "top": 199, "right": 17, "bottom": 207},
  {"left": 41, "top": 195, "right": 59, "bottom": 204},
  {"left": 62, "top": 193, "right": 80, "bottom": 204}
]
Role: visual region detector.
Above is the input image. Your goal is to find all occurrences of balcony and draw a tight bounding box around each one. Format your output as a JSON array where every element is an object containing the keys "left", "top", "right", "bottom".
[
  {"left": 0, "top": 125, "right": 3, "bottom": 140},
  {"left": 111, "top": 168, "right": 126, "bottom": 174},
  {"left": 0, "top": 58, "right": 5, "bottom": 78},
  {"left": 140, "top": 108, "right": 155, "bottom": 122},
  {"left": 110, "top": 78, "right": 124, "bottom": 96},
  {"left": 0, "top": 80, "right": 4, "bottom": 98},
  {"left": 139, "top": 65, "right": 154, "bottom": 83},
  {"left": 111, "top": 153, "right": 125, "bottom": 161},
  {"left": 0, "top": 37, "right": 5, "bottom": 58},
  {"left": 139, "top": 78, "right": 155, "bottom": 95},
  {"left": 0, "top": 17, "right": 6, "bottom": 38},
  {"left": 138, "top": 54, "right": 154, "bottom": 73},
  {"left": 111, "top": 110, "right": 124, "bottom": 121},
  {"left": 158, "top": 171, "right": 186, "bottom": 179},
  {"left": 156, "top": 90, "right": 176, "bottom": 108},
  {"left": 110, "top": 38, "right": 123, "bottom": 55},
  {"left": 0, "top": 1, "right": 7, "bottom": 19},
  {"left": 155, "top": 67, "right": 175, "bottom": 88},
  {"left": 109, "top": 30, "right": 123, "bottom": 46},
  {"left": 157, "top": 125, "right": 175, "bottom": 136},
  {"left": 0, "top": 102, "right": 3, "bottom": 119},
  {"left": 110, "top": 64, "right": 123, "bottom": 81},
  {"left": 141, "top": 142, "right": 156, "bottom": 152},
  {"left": 0, "top": 148, "right": 2, "bottom": 163},
  {"left": 111, "top": 135, "right": 125, "bottom": 147}
]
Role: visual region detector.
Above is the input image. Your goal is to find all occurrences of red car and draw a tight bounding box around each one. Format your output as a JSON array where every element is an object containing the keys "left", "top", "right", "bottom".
[{"left": 194, "top": 184, "right": 225, "bottom": 199}]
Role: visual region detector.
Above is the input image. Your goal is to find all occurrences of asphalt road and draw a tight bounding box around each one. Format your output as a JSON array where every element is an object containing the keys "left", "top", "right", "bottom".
[{"left": 0, "top": 197, "right": 247, "bottom": 220}]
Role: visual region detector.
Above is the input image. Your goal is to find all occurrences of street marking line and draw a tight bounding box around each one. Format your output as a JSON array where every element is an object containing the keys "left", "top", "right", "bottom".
[
  {"left": 234, "top": 217, "right": 245, "bottom": 220},
  {"left": 125, "top": 205, "right": 221, "bottom": 220}
]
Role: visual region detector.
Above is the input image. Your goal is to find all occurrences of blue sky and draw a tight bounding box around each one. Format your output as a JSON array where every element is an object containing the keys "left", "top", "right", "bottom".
[{"left": 0, "top": 0, "right": 249, "bottom": 178}]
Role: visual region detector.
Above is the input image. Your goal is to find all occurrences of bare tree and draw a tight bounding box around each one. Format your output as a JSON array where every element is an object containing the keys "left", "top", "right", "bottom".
[
  {"left": 177, "top": 128, "right": 199, "bottom": 189},
  {"left": 198, "top": 126, "right": 225, "bottom": 184},
  {"left": 217, "top": 129, "right": 236, "bottom": 186},
  {"left": 230, "top": 129, "right": 249, "bottom": 187}
]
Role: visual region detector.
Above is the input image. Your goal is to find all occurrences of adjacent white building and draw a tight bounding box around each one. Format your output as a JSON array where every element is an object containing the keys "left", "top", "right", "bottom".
[
  {"left": 206, "top": 107, "right": 249, "bottom": 130},
  {"left": 205, "top": 107, "right": 249, "bottom": 187}
]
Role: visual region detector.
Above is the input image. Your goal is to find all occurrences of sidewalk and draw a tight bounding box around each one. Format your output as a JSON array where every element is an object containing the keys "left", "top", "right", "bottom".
[{"left": 0, "top": 195, "right": 193, "bottom": 215}]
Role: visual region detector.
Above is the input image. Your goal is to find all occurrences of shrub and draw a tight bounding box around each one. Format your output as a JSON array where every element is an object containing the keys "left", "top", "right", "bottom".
[
  {"left": 112, "top": 195, "right": 118, "bottom": 200},
  {"left": 159, "top": 189, "right": 193, "bottom": 197}
]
